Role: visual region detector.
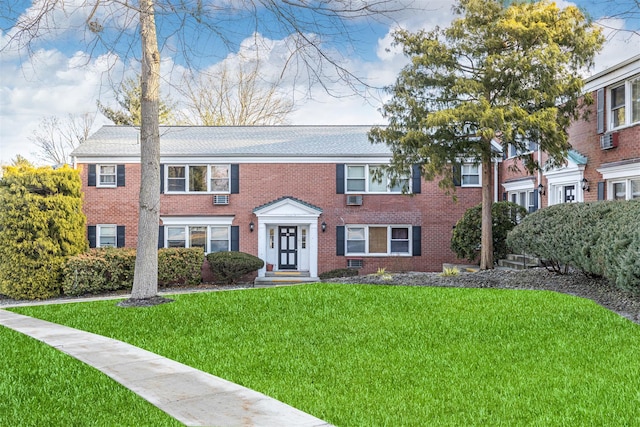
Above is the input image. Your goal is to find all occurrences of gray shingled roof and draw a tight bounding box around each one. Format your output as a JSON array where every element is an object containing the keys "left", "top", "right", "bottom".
[{"left": 71, "top": 125, "right": 392, "bottom": 158}]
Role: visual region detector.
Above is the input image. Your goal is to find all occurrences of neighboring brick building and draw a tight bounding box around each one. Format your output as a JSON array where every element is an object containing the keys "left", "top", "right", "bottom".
[
  {"left": 72, "top": 126, "right": 486, "bottom": 281},
  {"left": 500, "top": 54, "right": 640, "bottom": 210}
]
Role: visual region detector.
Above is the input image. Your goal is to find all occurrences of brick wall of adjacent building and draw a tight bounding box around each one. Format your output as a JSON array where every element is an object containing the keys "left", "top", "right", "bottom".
[{"left": 82, "top": 162, "right": 483, "bottom": 274}]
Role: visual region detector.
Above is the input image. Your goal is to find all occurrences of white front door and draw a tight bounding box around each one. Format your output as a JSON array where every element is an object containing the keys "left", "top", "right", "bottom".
[{"left": 298, "top": 225, "right": 310, "bottom": 271}]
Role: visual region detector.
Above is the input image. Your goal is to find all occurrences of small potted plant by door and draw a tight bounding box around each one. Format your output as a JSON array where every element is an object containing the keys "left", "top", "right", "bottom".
[{"left": 266, "top": 263, "right": 274, "bottom": 271}]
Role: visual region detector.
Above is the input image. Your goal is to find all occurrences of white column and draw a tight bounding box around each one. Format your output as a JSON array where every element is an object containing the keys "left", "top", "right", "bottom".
[
  {"left": 257, "top": 221, "right": 267, "bottom": 277},
  {"left": 309, "top": 221, "right": 319, "bottom": 278}
]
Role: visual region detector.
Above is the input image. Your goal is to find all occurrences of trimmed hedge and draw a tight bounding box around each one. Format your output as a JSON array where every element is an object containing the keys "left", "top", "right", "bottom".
[
  {"left": 206, "top": 251, "right": 264, "bottom": 284},
  {"left": 507, "top": 200, "right": 640, "bottom": 290},
  {"left": 62, "top": 248, "right": 204, "bottom": 296},
  {"left": 319, "top": 268, "right": 359, "bottom": 280},
  {"left": 451, "top": 201, "right": 527, "bottom": 263}
]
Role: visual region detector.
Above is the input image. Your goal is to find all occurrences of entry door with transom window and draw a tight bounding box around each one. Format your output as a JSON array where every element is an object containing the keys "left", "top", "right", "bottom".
[{"left": 279, "top": 226, "right": 298, "bottom": 270}]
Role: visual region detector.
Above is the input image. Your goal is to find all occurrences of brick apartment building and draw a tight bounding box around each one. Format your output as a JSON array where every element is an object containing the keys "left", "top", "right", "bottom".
[
  {"left": 500, "top": 54, "right": 640, "bottom": 209},
  {"left": 71, "top": 126, "right": 486, "bottom": 281},
  {"left": 72, "top": 55, "right": 639, "bottom": 281}
]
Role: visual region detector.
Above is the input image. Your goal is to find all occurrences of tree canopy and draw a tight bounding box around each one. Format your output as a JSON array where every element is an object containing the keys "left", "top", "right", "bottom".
[{"left": 370, "top": 0, "right": 604, "bottom": 269}]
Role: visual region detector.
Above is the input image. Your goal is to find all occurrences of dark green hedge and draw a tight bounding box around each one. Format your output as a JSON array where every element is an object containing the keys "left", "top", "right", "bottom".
[
  {"left": 507, "top": 200, "right": 640, "bottom": 290},
  {"left": 206, "top": 251, "right": 263, "bottom": 284},
  {"left": 451, "top": 201, "right": 527, "bottom": 263},
  {"left": 62, "top": 248, "right": 204, "bottom": 296},
  {"left": 319, "top": 268, "right": 359, "bottom": 280}
]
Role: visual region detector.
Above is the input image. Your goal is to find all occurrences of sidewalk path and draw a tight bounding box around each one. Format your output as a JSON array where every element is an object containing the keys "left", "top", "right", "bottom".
[{"left": 0, "top": 309, "right": 333, "bottom": 427}]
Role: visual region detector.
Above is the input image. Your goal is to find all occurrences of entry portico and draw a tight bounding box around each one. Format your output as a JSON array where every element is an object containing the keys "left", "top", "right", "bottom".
[{"left": 253, "top": 197, "right": 322, "bottom": 281}]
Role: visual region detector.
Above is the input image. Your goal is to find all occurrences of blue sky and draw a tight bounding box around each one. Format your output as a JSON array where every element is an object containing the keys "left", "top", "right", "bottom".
[{"left": 1, "top": 0, "right": 639, "bottom": 165}]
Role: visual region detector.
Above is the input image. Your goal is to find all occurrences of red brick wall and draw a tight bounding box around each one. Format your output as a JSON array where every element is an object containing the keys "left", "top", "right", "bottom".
[{"left": 82, "top": 162, "right": 484, "bottom": 273}]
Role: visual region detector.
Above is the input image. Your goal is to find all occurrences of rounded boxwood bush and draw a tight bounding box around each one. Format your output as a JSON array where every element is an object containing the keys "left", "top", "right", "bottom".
[
  {"left": 206, "top": 251, "right": 264, "bottom": 284},
  {"left": 451, "top": 201, "right": 527, "bottom": 263}
]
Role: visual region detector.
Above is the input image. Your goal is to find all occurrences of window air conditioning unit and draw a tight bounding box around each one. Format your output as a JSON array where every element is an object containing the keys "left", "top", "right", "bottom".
[
  {"left": 213, "top": 195, "right": 229, "bottom": 205},
  {"left": 346, "top": 195, "right": 363, "bottom": 206},
  {"left": 600, "top": 132, "right": 619, "bottom": 150}
]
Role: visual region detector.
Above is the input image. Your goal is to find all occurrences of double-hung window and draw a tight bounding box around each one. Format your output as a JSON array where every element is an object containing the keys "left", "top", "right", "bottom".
[
  {"left": 166, "top": 164, "right": 230, "bottom": 193},
  {"left": 346, "top": 165, "right": 409, "bottom": 193},
  {"left": 345, "top": 225, "right": 411, "bottom": 255},
  {"left": 98, "top": 225, "right": 116, "bottom": 247},
  {"left": 98, "top": 165, "right": 116, "bottom": 187},
  {"left": 609, "top": 76, "right": 640, "bottom": 130},
  {"left": 461, "top": 164, "right": 480, "bottom": 186}
]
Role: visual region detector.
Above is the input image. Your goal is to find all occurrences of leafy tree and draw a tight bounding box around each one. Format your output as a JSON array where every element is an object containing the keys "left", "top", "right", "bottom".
[
  {"left": 97, "top": 76, "right": 175, "bottom": 126},
  {"left": 29, "top": 114, "right": 94, "bottom": 166},
  {"left": 451, "top": 201, "right": 527, "bottom": 263},
  {"left": 370, "top": 0, "right": 604, "bottom": 269},
  {"left": 0, "top": 164, "right": 87, "bottom": 299}
]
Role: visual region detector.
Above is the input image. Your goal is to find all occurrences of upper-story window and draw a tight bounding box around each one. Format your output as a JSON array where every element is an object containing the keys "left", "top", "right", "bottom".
[
  {"left": 98, "top": 165, "right": 117, "bottom": 187},
  {"left": 507, "top": 139, "right": 538, "bottom": 158},
  {"left": 609, "top": 76, "right": 640, "bottom": 130},
  {"left": 346, "top": 165, "right": 409, "bottom": 193},
  {"left": 166, "top": 164, "right": 230, "bottom": 193}
]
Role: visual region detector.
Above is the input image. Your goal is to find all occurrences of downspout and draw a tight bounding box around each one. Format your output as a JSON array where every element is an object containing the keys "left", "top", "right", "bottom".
[{"left": 494, "top": 161, "right": 499, "bottom": 202}]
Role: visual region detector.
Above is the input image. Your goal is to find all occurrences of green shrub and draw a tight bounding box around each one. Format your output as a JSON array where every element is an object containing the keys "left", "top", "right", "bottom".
[
  {"left": 0, "top": 164, "right": 87, "bottom": 299},
  {"left": 63, "top": 248, "right": 204, "bottom": 296},
  {"left": 319, "top": 268, "right": 359, "bottom": 280},
  {"left": 507, "top": 200, "right": 640, "bottom": 290},
  {"left": 206, "top": 251, "right": 264, "bottom": 284},
  {"left": 158, "top": 248, "right": 204, "bottom": 286},
  {"left": 451, "top": 201, "right": 527, "bottom": 263}
]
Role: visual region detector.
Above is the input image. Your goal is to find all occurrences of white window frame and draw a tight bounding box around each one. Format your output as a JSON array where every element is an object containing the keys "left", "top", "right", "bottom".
[
  {"left": 345, "top": 164, "right": 410, "bottom": 194},
  {"left": 609, "top": 75, "right": 640, "bottom": 131},
  {"left": 161, "top": 216, "right": 234, "bottom": 254},
  {"left": 165, "top": 225, "right": 231, "bottom": 253},
  {"left": 97, "top": 224, "right": 117, "bottom": 248},
  {"left": 460, "top": 164, "right": 481, "bottom": 187},
  {"left": 597, "top": 161, "right": 640, "bottom": 201},
  {"left": 165, "top": 164, "right": 231, "bottom": 194},
  {"left": 609, "top": 178, "right": 640, "bottom": 200},
  {"left": 345, "top": 225, "right": 412, "bottom": 256},
  {"left": 507, "top": 139, "right": 538, "bottom": 159},
  {"left": 97, "top": 165, "right": 117, "bottom": 188}
]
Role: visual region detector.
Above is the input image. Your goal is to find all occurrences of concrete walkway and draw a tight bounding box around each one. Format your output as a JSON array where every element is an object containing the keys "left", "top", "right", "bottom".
[{"left": 0, "top": 309, "right": 333, "bottom": 427}]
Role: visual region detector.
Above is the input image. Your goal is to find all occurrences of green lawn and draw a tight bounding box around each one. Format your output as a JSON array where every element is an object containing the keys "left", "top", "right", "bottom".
[{"left": 6, "top": 283, "right": 640, "bottom": 426}]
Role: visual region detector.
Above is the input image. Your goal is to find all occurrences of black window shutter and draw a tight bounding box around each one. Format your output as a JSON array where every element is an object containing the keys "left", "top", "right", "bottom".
[
  {"left": 231, "top": 226, "right": 239, "bottom": 251},
  {"left": 159, "top": 164, "right": 165, "bottom": 194},
  {"left": 412, "top": 226, "right": 422, "bottom": 256},
  {"left": 88, "top": 164, "right": 96, "bottom": 187},
  {"left": 230, "top": 164, "right": 239, "bottom": 194},
  {"left": 452, "top": 164, "right": 461, "bottom": 187},
  {"left": 596, "top": 88, "right": 605, "bottom": 134},
  {"left": 502, "top": 192, "right": 507, "bottom": 201},
  {"left": 158, "top": 226, "right": 165, "bottom": 249},
  {"left": 411, "top": 164, "right": 421, "bottom": 194},
  {"left": 336, "top": 226, "right": 345, "bottom": 256},
  {"left": 88, "top": 226, "right": 96, "bottom": 248},
  {"left": 597, "top": 181, "right": 605, "bottom": 200},
  {"left": 530, "top": 189, "right": 539, "bottom": 213},
  {"left": 117, "top": 225, "right": 125, "bottom": 248},
  {"left": 117, "top": 164, "right": 125, "bottom": 187},
  {"left": 336, "top": 164, "right": 345, "bottom": 194}
]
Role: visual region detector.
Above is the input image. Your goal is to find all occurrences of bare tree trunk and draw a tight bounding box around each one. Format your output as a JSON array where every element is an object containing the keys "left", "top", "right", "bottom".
[
  {"left": 131, "top": 0, "right": 160, "bottom": 300},
  {"left": 480, "top": 152, "right": 494, "bottom": 270}
]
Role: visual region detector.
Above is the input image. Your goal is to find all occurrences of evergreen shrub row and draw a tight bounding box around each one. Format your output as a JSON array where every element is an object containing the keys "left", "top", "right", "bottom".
[
  {"left": 507, "top": 200, "right": 640, "bottom": 290},
  {"left": 62, "top": 248, "right": 204, "bottom": 296}
]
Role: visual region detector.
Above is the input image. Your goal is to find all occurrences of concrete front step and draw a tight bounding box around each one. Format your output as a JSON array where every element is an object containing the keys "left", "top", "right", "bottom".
[{"left": 255, "top": 271, "right": 318, "bottom": 286}]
